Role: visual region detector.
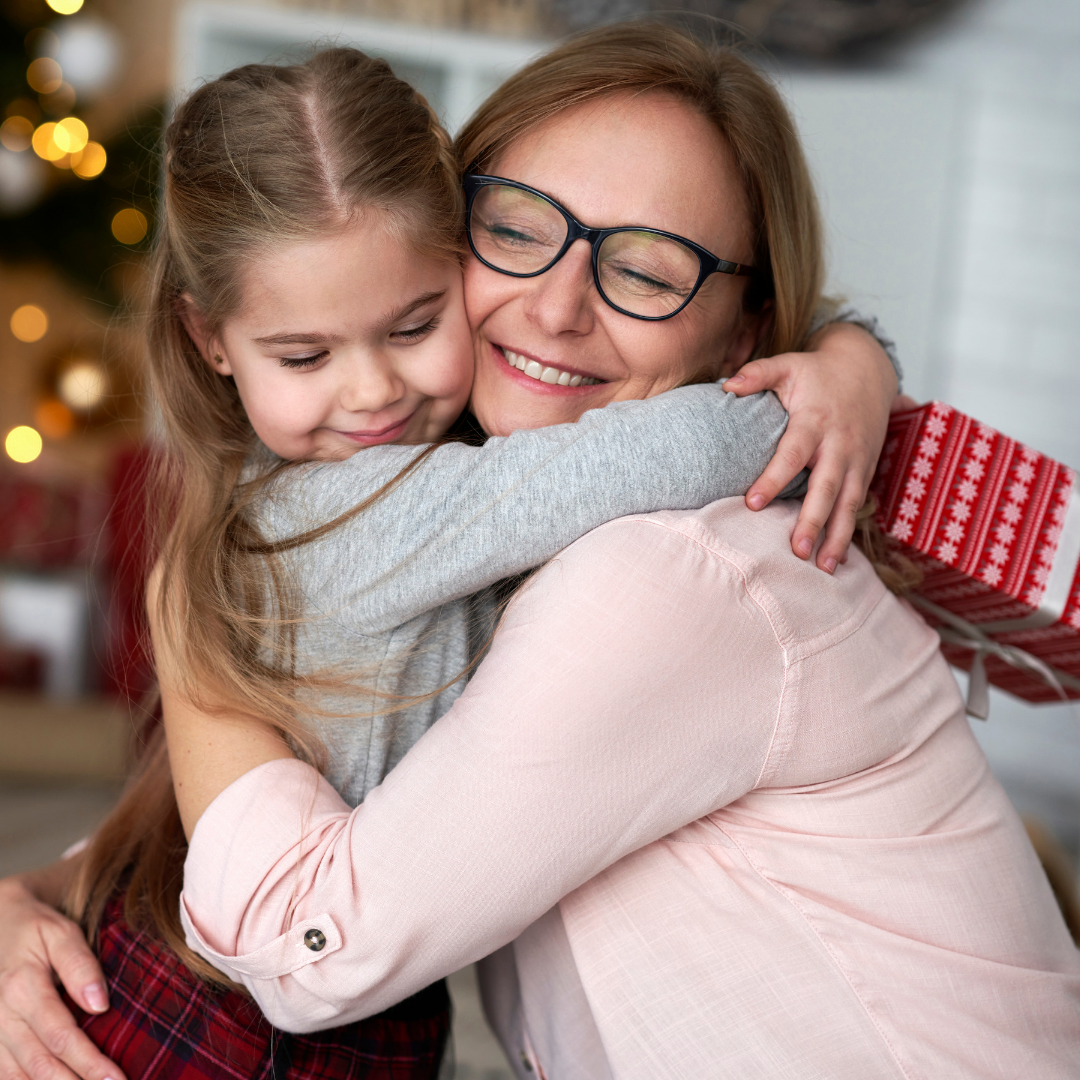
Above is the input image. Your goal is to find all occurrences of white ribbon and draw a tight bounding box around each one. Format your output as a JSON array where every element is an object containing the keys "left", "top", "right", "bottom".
[{"left": 908, "top": 595, "right": 1080, "bottom": 720}]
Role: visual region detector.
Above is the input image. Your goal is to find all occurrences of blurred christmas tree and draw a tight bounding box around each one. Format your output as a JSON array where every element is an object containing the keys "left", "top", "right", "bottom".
[{"left": 0, "top": 1, "right": 160, "bottom": 310}]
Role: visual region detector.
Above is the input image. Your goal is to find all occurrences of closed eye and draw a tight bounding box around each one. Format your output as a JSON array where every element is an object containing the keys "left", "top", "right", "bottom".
[
  {"left": 278, "top": 351, "right": 328, "bottom": 369},
  {"left": 392, "top": 316, "right": 440, "bottom": 342}
]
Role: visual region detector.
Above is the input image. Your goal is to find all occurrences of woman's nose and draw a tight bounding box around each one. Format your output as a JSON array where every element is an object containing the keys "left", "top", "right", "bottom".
[
  {"left": 340, "top": 354, "right": 405, "bottom": 415},
  {"left": 523, "top": 239, "right": 596, "bottom": 337}
]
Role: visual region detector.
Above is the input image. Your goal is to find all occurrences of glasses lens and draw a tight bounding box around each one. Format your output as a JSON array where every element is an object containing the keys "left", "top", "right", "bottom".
[
  {"left": 597, "top": 231, "right": 701, "bottom": 318},
  {"left": 469, "top": 184, "right": 568, "bottom": 275}
]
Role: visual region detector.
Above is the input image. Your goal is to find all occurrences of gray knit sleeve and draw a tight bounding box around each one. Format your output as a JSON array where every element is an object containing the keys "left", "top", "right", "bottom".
[
  {"left": 258, "top": 385, "right": 804, "bottom": 633},
  {"left": 809, "top": 303, "right": 903, "bottom": 389}
]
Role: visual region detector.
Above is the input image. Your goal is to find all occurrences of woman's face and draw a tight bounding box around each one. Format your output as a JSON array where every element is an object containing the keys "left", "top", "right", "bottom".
[{"left": 465, "top": 91, "right": 763, "bottom": 437}]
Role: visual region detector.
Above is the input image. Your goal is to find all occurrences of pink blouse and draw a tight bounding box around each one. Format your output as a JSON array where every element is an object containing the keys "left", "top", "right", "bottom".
[{"left": 180, "top": 499, "right": 1080, "bottom": 1078}]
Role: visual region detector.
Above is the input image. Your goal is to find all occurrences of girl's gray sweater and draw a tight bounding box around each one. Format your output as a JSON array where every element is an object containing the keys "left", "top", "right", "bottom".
[
  {"left": 258, "top": 385, "right": 799, "bottom": 804},
  {"left": 257, "top": 309, "right": 898, "bottom": 805}
]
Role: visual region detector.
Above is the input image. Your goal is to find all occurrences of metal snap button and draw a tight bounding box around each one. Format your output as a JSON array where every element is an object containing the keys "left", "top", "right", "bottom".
[{"left": 304, "top": 928, "right": 327, "bottom": 952}]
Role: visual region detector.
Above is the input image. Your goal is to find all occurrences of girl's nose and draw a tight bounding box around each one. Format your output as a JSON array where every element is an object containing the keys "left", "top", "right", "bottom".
[
  {"left": 522, "top": 240, "right": 596, "bottom": 338},
  {"left": 340, "top": 354, "right": 405, "bottom": 415}
]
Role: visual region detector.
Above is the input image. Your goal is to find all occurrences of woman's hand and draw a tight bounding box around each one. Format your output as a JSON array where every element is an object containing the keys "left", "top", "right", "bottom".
[
  {"left": 0, "top": 866, "right": 124, "bottom": 1080},
  {"left": 723, "top": 321, "right": 898, "bottom": 572}
]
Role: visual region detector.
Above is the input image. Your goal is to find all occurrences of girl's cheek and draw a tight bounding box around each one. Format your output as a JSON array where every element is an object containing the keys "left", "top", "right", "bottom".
[{"left": 423, "top": 325, "right": 475, "bottom": 405}]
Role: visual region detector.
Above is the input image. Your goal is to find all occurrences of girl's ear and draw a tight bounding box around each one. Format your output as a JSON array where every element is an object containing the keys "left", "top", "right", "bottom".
[{"left": 177, "top": 294, "right": 232, "bottom": 376}]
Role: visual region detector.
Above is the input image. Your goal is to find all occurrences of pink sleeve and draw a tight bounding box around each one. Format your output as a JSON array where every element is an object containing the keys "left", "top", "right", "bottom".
[{"left": 180, "top": 515, "right": 785, "bottom": 1032}]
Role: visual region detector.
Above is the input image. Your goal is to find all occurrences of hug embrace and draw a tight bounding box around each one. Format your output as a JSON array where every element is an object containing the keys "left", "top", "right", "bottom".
[{"left": 1, "top": 20, "right": 1077, "bottom": 1080}]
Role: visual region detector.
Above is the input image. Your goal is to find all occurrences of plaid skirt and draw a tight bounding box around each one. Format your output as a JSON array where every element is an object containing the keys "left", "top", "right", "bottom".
[{"left": 64, "top": 893, "right": 450, "bottom": 1080}]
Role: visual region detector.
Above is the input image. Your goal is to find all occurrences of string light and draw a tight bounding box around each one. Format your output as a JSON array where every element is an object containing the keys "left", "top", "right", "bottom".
[
  {"left": 5, "top": 427, "right": 43, "bottom": 464},
  {"left": 26, "top": 58, "right": 63, "bottom": 95},
  {"left": 31, "top": 122, "right": 65, "bottom": 161},
  {"left": 71, "top": 141, "right": 106, "bottom": 179},
  {"left": 34, "top": 399, "right": 75, "bottom": 439},
  {"left": 0, "top": 116, "right": 33, "bottom": 152},
  {"left": 9, "top": 304, "right": 48, "bottom": 343},
  {"left": 111, "top": 208, "right": 148, "bottom": 244},
  {"left": 46, "top": 0, "right": 85, "bottom": 13},
  {"left": 52, "top": 116, "right": 88, "bottom": 154},
  {"left": 58, "top": 361, "right": 108, "bottom": 412}
]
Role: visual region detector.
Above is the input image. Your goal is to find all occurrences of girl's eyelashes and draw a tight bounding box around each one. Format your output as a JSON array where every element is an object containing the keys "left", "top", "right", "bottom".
[
  {"left": 278, "top": 351, "right": 329, "bottom": 369},
  {"left": 392, "top": 316, "right": 440, "bottom": 342},
  {"left": 271, "top": 316, "right": 440, "bottom": 366}
]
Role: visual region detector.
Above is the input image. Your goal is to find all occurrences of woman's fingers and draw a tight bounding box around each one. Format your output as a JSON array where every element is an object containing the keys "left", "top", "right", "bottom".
[
  {"left": 0, "top": 993, "right": 79, "bottom": 1080},
  {"left": 41, "top": 921, "right": 107, "bottom": 1017},
  {"left": 0, "top": 1041, "right": 32, "bottom": 1080},
  {"left": 0, "top": 965, "right": 120, "bottom": 1080}
]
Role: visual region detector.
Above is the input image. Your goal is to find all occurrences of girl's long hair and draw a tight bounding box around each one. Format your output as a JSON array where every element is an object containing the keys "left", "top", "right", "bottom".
[
  {"left": 66, "top": 47, "right": 462, "bottom": 984},
  {"left": 455, "top": 21, "right": 918, "bottom": 592}
]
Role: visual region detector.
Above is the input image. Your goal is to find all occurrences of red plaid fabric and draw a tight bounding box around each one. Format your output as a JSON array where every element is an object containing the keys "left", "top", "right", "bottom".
[{"left": 64, "top": 893, "right": 450, "bottom": 1080}]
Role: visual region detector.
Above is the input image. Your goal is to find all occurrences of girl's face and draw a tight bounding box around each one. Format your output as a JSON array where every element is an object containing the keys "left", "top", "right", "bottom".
[
  {"left": 192, "top": 216, "right": 473, "bottom": 461},
  {"left": 464, "top": 92, "right": 764, "bottom": 437}
]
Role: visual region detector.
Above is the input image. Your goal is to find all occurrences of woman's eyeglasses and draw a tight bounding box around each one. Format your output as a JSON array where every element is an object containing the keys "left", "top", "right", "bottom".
[{"left": 463, "top": 174, "right": 756, "bottom": 322}]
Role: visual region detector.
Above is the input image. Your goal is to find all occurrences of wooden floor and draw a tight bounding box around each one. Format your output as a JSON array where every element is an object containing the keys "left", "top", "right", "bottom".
[{"left": 0, "top": 777, "right": 512, "bottom": 1079}]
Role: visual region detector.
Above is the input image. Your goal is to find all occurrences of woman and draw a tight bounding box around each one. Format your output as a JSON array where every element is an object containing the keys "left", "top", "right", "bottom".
[
  {"left": 162, "top": 22, "right": 1079, "bottom": 1078},
  {"left": 0, "top": 26, "right": 900, "bottom": 1080},
  {"left": 1, "top": 20, "right": 1052, "bottom": 1080}
]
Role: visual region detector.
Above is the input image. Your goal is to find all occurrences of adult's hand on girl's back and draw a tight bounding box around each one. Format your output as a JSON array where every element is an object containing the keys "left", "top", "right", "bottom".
[
  {"left": 723, "top": 321, "right": 898, "bottom": 573},
  {"left": 0, "top": 868, "right": 124, "bottom": 1080}
]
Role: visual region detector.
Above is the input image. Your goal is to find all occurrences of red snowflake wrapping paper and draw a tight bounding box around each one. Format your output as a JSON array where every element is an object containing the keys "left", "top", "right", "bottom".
[{"left": 870, "top": 401, "right": 1080, "bottom": 705}]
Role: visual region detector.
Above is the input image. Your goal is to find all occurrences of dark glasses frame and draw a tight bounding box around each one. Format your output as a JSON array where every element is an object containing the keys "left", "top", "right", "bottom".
[{"left": 463, "top": 174, "right": 756, "bottom": 322}]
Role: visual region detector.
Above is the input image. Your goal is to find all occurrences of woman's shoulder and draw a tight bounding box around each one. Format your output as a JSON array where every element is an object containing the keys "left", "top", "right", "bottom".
[{"left": 568, "top": 498, "right": 892, "bottom": 651}]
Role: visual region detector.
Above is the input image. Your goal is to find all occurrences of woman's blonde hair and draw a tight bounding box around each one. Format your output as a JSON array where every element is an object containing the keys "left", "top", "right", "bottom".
[
  {"left": 455, "top": 22, "right": 917, "bottom": 591},
  {"left": 66, "top": 47, "right": 462, "bottom": 984}
]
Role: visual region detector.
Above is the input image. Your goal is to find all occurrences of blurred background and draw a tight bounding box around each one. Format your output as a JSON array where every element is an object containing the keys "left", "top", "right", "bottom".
[{"left": 0, "top": 0, "right": 1077, "bottom": 1074}]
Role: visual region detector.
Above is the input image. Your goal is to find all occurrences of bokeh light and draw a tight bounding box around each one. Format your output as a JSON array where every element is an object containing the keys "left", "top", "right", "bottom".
[
  {"left": 53, "top": 20, "right": 121, "bottom": 97},
  {"left": 58, "top": 361, "right": 109, "bottom": 412},
  {"left": 34, "top": 399, "right": 75, "bottom": 439},
  {"left": 5, "top": 427, "right": 43, "bottom": 464},
  {"left": 27, "top": 58, "right": 63, "bottom": 95},
  {"left": 111, "top": 208, "right": 147, "bottom": 244},
  {"left": 71, "top": 140, "right": 106, "bottom": 179},
  {"left": 53, "top": 117, "right": 88, "bottom": 154},
  {"left": 47, "top": 0, "right": 85, "bottom": 13},
  {"left": 0, "top": 116, "right": 33, "bottom": 152},
  {"left": 31, "top": 122, "right": 65, "bottom": 161},
  {"left": 9, "top": 304, "right": 48, "bottom": 343}
]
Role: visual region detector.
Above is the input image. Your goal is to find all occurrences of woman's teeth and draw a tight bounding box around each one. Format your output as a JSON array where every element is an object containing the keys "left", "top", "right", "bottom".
[{"left": 502, "top": 349, "right": 601, "bottom": 387}]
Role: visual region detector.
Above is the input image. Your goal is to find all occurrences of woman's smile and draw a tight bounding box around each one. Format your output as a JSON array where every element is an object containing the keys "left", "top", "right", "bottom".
[{"left": 494, "top": 343, "right": 605, "bottom": 389}]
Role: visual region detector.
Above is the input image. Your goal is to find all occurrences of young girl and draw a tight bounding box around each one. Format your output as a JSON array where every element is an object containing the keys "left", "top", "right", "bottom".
[{"left": 0, "top": 46, "right": 899, "bottom": 1080}]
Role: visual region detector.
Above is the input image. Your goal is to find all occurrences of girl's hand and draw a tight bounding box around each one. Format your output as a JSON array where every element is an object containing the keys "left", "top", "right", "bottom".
[
  {"left": 0, "top": 869, "right": 123, "bottom": 1080},
  {"left": 723, "top": 321, "right": 898, "bottom": 573}
]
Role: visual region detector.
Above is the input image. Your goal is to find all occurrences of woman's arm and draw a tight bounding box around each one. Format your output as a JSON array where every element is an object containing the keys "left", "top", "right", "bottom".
[
  {"left": 0, "top": 859, "right": 126, "bottom": 1080},
  {"left": 175, "top": 508, "right": 787, "bottom": 1031}
]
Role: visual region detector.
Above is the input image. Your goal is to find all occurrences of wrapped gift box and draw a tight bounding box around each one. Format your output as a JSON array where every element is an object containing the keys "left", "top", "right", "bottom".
[{"left": 870, "top": 402, "right": 1080, "bottom": 708}]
